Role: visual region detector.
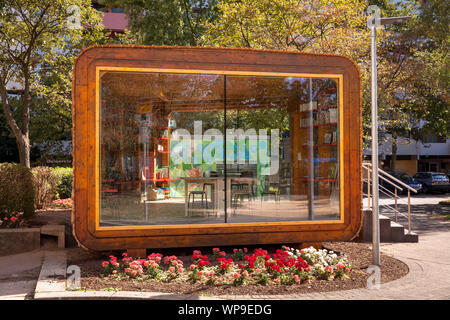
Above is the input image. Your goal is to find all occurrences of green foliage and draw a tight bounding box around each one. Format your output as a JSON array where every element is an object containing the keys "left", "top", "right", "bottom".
[
  {"left": 0, "top": 0, "right": 108, "bottom": 167},
  {"left": 201, "top": 0, "right": 449, "bottom": 155},
  {"left": 0, "top": 163, "right": 35, "bottom": 219},
  {"left": 105, "top": 0, "right": 219, "bottom": 45},
  {"left": 53, "top": 167, "right": 73, "bottom": 199}
]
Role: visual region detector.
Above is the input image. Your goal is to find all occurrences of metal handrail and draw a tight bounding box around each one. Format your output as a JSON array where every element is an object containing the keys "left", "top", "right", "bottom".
[
  {"left": 362, "top": 162, "right": 413, "bottom": 234},
  {"left": 363, "top": 162, "right": 418, "bottom": 193}
]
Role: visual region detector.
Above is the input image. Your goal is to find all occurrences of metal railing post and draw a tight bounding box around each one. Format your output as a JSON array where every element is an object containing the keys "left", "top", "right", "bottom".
[
  {"left": 367, "top": 165, "right": 371, "bottom": 209},
  {"left": 408, "top": 190, "right": 411, "bottom": 234},
  {"left": 394, "top": 188, "right": 398, "bottom": 222}
]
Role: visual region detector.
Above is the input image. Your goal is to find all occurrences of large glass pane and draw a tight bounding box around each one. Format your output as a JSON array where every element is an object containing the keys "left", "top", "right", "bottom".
[
  {"left": 99, "top": 71, "right": 340, "bottom": 227},
  {"left": 99, "top": 71, "right": 225, "bottom": 226},
  {"left": 224, "top": 75, "right": 340, "bottom": 222}
]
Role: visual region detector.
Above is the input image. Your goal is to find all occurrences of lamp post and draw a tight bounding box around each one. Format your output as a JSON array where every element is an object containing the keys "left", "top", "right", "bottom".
[{"left": 367, "top": 6, "right": 410, "bottom": 266}]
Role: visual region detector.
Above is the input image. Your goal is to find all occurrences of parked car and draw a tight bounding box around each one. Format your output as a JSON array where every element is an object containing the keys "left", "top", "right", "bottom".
[
  {"left": 380, "top": 171, "right": 422, "bottom": 195},
  {"left": 413, "top": 172, "right": 449, "bottom": 194}
]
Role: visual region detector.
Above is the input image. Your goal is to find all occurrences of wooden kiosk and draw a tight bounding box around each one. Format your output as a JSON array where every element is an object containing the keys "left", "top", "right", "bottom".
[{"left": 72, "top": 45, "right": 362, "bottom": 253}]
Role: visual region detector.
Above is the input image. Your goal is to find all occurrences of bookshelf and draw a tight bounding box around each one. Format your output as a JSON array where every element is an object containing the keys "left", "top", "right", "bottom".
[
  {"left": 291, "top": 86, "right": 339, "bottom": 198},
  {"left": 138, "top": 100, "right": 175, "bottom": 201},
  {"left": 100, "top": 97, "right": 177, "bottom": 200}
]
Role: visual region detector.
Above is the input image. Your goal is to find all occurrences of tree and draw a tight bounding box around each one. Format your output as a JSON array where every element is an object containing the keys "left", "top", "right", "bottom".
[
  {"left": 376, "top": 0, "right": 449, "bottom": 170},
  {"left": 104, "top": 0, "right": 219, "bottom": 45},
  {"left": 200, "top": 0, "right": 449, "bottom": 171},
  {"left": 0, "top": 0, "right": 105, "bottom": 167}
]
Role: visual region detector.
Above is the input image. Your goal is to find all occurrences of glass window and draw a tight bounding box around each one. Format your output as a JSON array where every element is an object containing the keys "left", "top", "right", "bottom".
[{"left": 99, "top": 70, "right": 341, "bottom": 227}]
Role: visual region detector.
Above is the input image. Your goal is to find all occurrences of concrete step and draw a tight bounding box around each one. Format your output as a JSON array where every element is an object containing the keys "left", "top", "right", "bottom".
[
  {"left": 390, "top": 221, "right": 407, "bottom": 242},
  {"left": 358, "top": 210, "right": 419, "bottom": 243},
  {"left": 40, "top": 225, "right": 65, "bottom": 249},
  {"left": 403, "top": 229, "right": 419, "bottom": 243}
]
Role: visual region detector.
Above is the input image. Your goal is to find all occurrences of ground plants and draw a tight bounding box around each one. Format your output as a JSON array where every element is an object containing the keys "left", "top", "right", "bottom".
[{"left": 101, "top": 246, "right": 352, "bottom": 287}]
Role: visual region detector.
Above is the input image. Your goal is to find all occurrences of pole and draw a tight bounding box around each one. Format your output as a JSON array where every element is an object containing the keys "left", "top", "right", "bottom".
[
  {"left": 370, "top": 24, "right": 381, "bottom": 266},
  {"left": 308, "top": 78, "right": 314, "bottom": 220}
]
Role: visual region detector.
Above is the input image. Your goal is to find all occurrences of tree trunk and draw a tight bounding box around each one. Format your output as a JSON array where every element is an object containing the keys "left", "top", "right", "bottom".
[
  {"left": 21, "top": 70, "right": 31, "bottom": 168},
  {"left": 391, "top": 132, "right": 398, "bottom": 172},
  {"left": 0, "top": 81, "right": 31, "bottom": 168}
]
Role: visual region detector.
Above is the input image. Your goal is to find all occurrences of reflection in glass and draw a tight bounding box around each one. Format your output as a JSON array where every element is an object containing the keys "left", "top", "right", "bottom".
[{"left": 99, "top": 71, "right": 340, "bottom": 227}]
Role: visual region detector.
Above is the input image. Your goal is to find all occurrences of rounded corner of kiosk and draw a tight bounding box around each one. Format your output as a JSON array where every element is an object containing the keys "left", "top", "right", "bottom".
[{"left": 72, "top": 46, "right": 362, "bottom": 251}]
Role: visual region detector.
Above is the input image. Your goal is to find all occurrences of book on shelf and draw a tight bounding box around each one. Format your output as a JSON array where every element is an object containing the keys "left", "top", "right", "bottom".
[
  {"left": 300, "top": 108, "right": 338, "bottom": 127},
  {"left": 329, "top": 108, "right": 338, "bottom": 123},
  {"left": 328, "top": 162, "right": 337, "bottom": 179},
  {"left": 323, "top": 132, "right": 332, "bottom": 144},
  {"left": 299, "top": 101, "right": 317, "bottom": 112}
]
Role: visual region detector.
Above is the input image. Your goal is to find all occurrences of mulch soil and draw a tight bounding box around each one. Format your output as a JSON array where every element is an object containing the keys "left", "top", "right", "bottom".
[{"left": 67, "top": 241, "right": 409, "bottom": 296}]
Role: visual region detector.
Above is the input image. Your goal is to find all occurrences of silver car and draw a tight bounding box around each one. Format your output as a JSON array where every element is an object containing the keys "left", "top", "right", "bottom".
[{"left": 413, "top": 172, "right": 449, "bottom": 194}]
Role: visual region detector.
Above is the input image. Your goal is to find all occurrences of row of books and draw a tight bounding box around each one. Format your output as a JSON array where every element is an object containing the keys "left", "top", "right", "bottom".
[
  {"left": 313, "top": 162, "right": 337, "bottom": 179},
  {"left": 323, "top": 130, "right": 338, "bottom": 145},
  {"left": 299, "top": 108, "right": 338, "bottom": 127},
  {"left": 155, "top": 167, "right": 170, "bottom": 180}
]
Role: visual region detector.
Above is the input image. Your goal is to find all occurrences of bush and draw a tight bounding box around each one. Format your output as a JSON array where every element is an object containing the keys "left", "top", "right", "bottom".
[
  {"left": 0, "top": 163, "right": 35, "bottom": 219},
  {"left": 52, "top": 167, "right": 73, "bottom": 199},
  {"left": 32, "top": 166, "right": 59, "bottom": 209},
  {"left": 30, "top": 166, "right": 73, "bottom": 210}
]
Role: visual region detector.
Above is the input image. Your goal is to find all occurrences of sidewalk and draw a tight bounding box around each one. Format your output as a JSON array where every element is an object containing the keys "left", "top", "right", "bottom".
[
  {"left": 221, "top": 229, "right": 450, "bottom": 300},
  {"left": 1, "top": 199, "right": 449, "bottom": 300},
  {"left": 0, "top": 250, "right": 44, "bottom": 300}
]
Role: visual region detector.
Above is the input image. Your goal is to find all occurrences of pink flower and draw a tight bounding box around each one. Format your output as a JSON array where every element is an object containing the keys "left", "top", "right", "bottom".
[
  {"left": 233, "top": 273, "right": 239, "bottom": 279},
  {"left": 345, "top": 267, "right": 350, "bottom": 273},
  {"left": 102, "top": 261, "right": 109, "bottom": 267}
]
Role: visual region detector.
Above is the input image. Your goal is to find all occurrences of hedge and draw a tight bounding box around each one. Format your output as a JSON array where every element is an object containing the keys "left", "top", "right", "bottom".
[{"left": 0, "top": 163, "right": 35, "bottom": 219}]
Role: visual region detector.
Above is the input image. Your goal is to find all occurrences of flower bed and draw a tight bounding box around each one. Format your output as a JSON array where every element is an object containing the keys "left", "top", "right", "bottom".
[
  {"left": 72, "top": 242, "right": 409, "bottom": 296},
  {"left": 99, "top": 246, "right": 352, "bottom": 287},
  {"left": 0, "top": 212, "right": 25, "bottom": 229},
  {"left": 51, "top": 198, "right": 73, "bottom": 209}
]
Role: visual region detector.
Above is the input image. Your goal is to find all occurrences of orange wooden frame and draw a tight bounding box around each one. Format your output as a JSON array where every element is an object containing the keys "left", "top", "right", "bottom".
[{"left": 72, "top": 45, "right": 362, "bottom": 251}]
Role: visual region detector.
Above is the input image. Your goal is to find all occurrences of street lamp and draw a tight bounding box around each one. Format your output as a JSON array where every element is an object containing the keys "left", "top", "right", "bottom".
[{"left": 366, "top": 6, "right": 410, "bottom": 266}]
